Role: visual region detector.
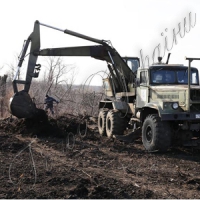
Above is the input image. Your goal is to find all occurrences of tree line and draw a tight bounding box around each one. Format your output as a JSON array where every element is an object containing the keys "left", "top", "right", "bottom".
[{"left": 0, "top": 57, "right": 105, "bottom": 118}]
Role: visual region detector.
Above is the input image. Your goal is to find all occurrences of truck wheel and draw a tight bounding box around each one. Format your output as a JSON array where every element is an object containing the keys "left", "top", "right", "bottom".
[
  {"left": 142, "top": 114, "right": 171, "bottom": 152},
  {"left": 106, "top": 110, "right": 126, "bottom": 138},
  {"left": 98, "top": 109, "right": 108, "bottom": 136}
]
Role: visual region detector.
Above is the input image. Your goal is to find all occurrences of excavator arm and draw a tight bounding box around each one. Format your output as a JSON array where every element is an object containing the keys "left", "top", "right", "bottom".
[
  {"left": 36, "top": 45, "right": 135, "bottom": 92},
  {"left": 9, "top": 20, "right": 139, "bottom": 119}
]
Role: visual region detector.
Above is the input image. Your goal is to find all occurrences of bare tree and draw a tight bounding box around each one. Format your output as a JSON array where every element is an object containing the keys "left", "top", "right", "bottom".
[
  {"left": 28, "top": 56, "right": 78, "bottom": 115},
  {"left": 0, "top": 75, "right": 8, "bottom": 117},
  {"left": 42, "top": 56, "right": 76, "bottom": 87}
]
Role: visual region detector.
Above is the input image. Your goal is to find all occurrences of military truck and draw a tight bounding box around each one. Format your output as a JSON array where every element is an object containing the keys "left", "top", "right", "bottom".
[
  {"left": 9, "top": 21, "right": 200, "bottom": 152},
  {"left": 100, "top": 56, "right": 200, "bottom": 152}
]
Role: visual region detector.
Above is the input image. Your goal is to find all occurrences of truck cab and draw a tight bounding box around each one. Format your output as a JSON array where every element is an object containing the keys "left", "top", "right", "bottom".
[{"left": 136, "top": 64, "right": 200, "bottom": 118}]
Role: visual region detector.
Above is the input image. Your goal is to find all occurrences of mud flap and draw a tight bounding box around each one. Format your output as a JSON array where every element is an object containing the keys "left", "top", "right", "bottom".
[
  {"left": 113, "top": 128, "right": 141, "bottom": 143},
  {"left": 183, "top": 138, "right": 200, "bottom": 148}
]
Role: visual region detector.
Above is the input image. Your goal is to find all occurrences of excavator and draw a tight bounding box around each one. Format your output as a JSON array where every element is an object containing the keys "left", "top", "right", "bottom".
[
  {"left": 9, "top": 20, "right": 139, "bottom": 120},
  {"left": 9, "top": 20, "right": 200, "bottom": 152}
]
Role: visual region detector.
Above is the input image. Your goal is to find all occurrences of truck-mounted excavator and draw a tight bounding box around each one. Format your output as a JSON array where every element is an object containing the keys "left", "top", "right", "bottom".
[{"left": 9, "top": 20, "right": 200, "bottom": 152}]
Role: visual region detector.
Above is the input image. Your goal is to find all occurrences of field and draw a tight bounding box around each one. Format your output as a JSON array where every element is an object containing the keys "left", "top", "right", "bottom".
[{"left": 0, "top": 115, "right": 200, "bottom": 199}]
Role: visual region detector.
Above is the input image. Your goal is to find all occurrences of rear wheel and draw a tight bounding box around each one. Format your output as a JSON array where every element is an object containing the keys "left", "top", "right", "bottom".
[
  {"left": 106, "top": 110, "right": 126, "bottom": 138},
  {"left": 142, "top": 114, "right": 171, "bottom": 152},
  {"left": 98, "top": 109, "right": 108, "bottom": 136}
]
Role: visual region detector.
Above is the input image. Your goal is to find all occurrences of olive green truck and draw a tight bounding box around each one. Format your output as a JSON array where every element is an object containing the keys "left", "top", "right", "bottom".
[{"left": 9, "top": 21, "right": 200, "bottom": 152}]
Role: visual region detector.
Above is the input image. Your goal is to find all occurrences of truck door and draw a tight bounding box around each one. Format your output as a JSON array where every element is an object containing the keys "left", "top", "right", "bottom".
[{"left": 136, "top": 70, "right": 149, "bottom": 108}]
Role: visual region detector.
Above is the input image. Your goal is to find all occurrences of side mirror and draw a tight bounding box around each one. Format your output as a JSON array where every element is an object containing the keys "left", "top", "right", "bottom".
[{"left": 136, "top": 78, "right": 140, "bottom": 86}]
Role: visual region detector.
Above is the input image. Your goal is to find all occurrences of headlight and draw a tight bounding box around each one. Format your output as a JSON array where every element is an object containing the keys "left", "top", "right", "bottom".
[{"left": 172, "top": 102, "right": 179, "bottom": 109}]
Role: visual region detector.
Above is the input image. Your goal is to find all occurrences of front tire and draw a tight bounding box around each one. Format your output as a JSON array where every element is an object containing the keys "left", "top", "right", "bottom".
[{"left": 142, "top": 114, "right": 171, "bottom": 152}]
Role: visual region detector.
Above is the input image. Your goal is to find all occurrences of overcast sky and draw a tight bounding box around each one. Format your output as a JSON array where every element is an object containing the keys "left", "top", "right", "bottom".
[{"left": 0, "top": 0, "right": 199, "bottom": 85}]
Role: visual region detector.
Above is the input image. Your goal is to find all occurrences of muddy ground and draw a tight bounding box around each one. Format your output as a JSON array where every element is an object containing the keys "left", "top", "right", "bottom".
[{"left": 0, "top": 114, "right": 200, "bottom": 199}]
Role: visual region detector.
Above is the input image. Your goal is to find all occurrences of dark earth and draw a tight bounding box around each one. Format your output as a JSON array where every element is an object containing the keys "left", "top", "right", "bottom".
[{"left": 0, "top": 114, "right": 200, "bottom": 199}]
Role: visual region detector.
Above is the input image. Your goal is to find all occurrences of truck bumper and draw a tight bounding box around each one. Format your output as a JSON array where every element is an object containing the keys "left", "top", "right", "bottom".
[{"left": 161, "top": 112, "right": 200, "bottom": 121}]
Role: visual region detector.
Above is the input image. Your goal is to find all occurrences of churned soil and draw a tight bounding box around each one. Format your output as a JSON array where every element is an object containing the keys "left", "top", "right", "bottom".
[{"left": 0, "top": 114, "right": 200, "bottom": 199}]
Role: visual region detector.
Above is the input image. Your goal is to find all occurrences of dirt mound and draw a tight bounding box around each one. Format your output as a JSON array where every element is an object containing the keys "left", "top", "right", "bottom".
[
  {"left": 0, "top": 114, "right": 200, "bottom": 198},
  {"left": 0, "top": 114, "right": 88, "bottom": 137}
]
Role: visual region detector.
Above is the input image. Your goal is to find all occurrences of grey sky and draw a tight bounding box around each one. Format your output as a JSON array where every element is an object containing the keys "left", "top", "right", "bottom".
[{"left": 0, "top": 0, "right": 199, "bottom": 85}]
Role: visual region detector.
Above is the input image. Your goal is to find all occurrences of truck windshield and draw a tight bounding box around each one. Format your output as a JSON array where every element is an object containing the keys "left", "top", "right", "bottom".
[{"left": 150, "top": 67, "right": 199, "bottom": 85}]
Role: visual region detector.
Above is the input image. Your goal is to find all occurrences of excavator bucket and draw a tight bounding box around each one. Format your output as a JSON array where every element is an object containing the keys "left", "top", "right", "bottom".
[
  {"left": 9, "top": 91, "right": 47, "bottom": 120},
  {"left": 9, "top": 91, "right": 38, "bottom": 119}
]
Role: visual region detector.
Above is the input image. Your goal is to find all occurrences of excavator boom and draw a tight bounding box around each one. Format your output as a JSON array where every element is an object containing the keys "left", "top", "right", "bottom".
[{"left": 9, "top": 20, "right": 139, "bottom": 119}]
